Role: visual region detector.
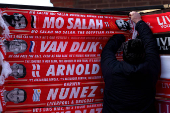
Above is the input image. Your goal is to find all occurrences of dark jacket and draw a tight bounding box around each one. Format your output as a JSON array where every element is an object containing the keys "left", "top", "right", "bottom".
[{"left": 101, "top": 20, "right": 160, "bottom": 113}]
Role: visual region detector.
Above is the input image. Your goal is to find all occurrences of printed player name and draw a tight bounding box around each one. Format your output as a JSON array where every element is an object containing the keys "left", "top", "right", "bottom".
[
  {"left": 43, "top": 17, "right": 103, "bottom": 29},
  {"left": 46, "top": 64, "right": 100, "bottom": 76},
  {"left": 40, "top": 41, "right": 100, "bottom": 53},
  {"left": 47, "top": 86, "right": 98, "bottom": 100}
]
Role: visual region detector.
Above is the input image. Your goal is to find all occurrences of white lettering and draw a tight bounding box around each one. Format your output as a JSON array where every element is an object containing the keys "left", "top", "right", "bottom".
[
  {"left": 56, "top": 42, "right": 68, "bottom": 52},
  {"left": 57, "top": 65, "right": 65, "bottom": 76},
  {"left": 82, "top": 19, "right": 87, "bottom": 29},
  {"left": 69, "top": 42, "right": 99, "bottom": 52},
  {"left": 40, "top": 41, "right": 68, "bottom": 52},
  {"left": 85, "top": 64, "right": 90, "bottom": 75},
  {"left": 73, "top": 18, "right": 81, "bottom": 29},
  {"left": 76, "top": 64, "right": 84, "bottom": 75},
  {"left": 46, "top": 64, "right": 100, "bottom": 76},
  {"left": 59, "top": 88, "right": 70, "bottom": 99},
  {"left": 47, "top": 41, "right": 57, "bottom": 52},
  {"left": 88, "top": 19, "right": 95, "bottom": 29},
  {"left": 47, "top": 86, "right": 98, "bottom": 100},
  {"left": 66, "top": 64, "right": 75, "bottom": 75},
  {"left": 89, "top": 42, "right": 100, "bottom": 52},
  {"left": 80, "top": 87, "right": 89, "bottom": 98},
  {"left": 67, "top": 18, "right": 103, "bottom": 29},
  {"left": 55, "top": 17, "right": 64, "bottom": 29},
  {"left": 67, "top": 18, "right": 74, "bottom": 29},
  {"left": 40, "top": 41, "right": 51, "bottom": 52},
  {"left": 88, "top": 86, "right": 97, "bottom": 97},
  {"left": 43, "top": 17, "right": 55, "bottom": 28},
  {"left": 92, "top": 64, "right": 100, "bottom": 74},
  {"left": 157, "top": 17, "right": 163, "bottom": 25},
  {"left": 70, "top": 42, "right": 80, "bottom": 52},
  {"left": 47, "top": 88, "right": 59, "bottom": 100},
  {"left": 46, "top": 65, "right": 55, "bottom": 76},
  {"left": 69, "top": 87, "right": 80, "bottom": 99},
  {"left": 96, "top": 19, "right": 103, "bottom": 29}
]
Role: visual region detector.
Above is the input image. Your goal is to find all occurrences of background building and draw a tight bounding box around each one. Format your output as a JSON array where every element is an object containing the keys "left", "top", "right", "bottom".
[{"left": 50, "top": 0, "right": 170, "bottom": 13}]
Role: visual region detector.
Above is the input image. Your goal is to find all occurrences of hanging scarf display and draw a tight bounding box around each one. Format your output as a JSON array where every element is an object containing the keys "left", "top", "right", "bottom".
[{"left": 0, "top": 6, "right": 170, "bottom": 113}]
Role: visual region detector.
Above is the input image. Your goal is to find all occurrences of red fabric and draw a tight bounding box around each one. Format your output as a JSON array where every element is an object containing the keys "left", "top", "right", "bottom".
[
  {"left": 155, "top": 98, "right": 170, "bottom": 113},
  {"left": 1, "top": 81, "right": 104, "bottom": 110},
  {"left": 0, "top": 8, "right": 129, "bottom": 36},
  {"left": 5, "top": 58, "right": 103, "bottom": 83},
  {"left": 156, "top": 80, "right": 170, "bottom": 98},
  {"left": 142, "top": 12, "right": 170, "bottom": 33}
]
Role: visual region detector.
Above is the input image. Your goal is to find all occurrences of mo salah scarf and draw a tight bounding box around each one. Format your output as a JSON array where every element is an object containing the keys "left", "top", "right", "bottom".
[{"left": 0, "top": 7, "right": 169, "bottom": 112}]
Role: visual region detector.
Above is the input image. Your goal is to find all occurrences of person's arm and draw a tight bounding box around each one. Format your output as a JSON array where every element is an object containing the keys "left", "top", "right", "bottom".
[
  {"left": 130, "top": 12, "right": 159, "bottom": 65},
  {"left": 101, "top": 34, "right": 125, "bottom": 78},
  {"left": 136, "top": 20, "right": 160, "bottom": 74},
  {"left": 125, "top": 12, "right": 160, "bottom": 79}
]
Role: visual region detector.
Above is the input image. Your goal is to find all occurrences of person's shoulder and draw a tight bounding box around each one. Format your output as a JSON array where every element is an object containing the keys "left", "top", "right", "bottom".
[{"left": 136, "top": 20, "right": 145, "bottom": 27}]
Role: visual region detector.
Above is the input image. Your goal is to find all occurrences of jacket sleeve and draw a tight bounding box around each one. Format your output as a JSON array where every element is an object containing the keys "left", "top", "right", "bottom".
[
  {"left": 101, "top": 34, "right": 125, "bottom": 78},
  {"left": 136, "top": 20, "right": 159, "bottom": 59},
  {"left": 136, "top": 20, "right": 160, "bottom": 73},
  {"left": 121, "top": 20, "right": 160, "bottom": 80}
]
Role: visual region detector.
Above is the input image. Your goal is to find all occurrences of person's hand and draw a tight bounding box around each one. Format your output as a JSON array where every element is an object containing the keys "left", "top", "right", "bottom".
[
  {"left": 0, "top": 26, "right": 3, "bottom": 35},
  {"left": 129, "top": 11, "right": 142, "bottom": 24}
]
